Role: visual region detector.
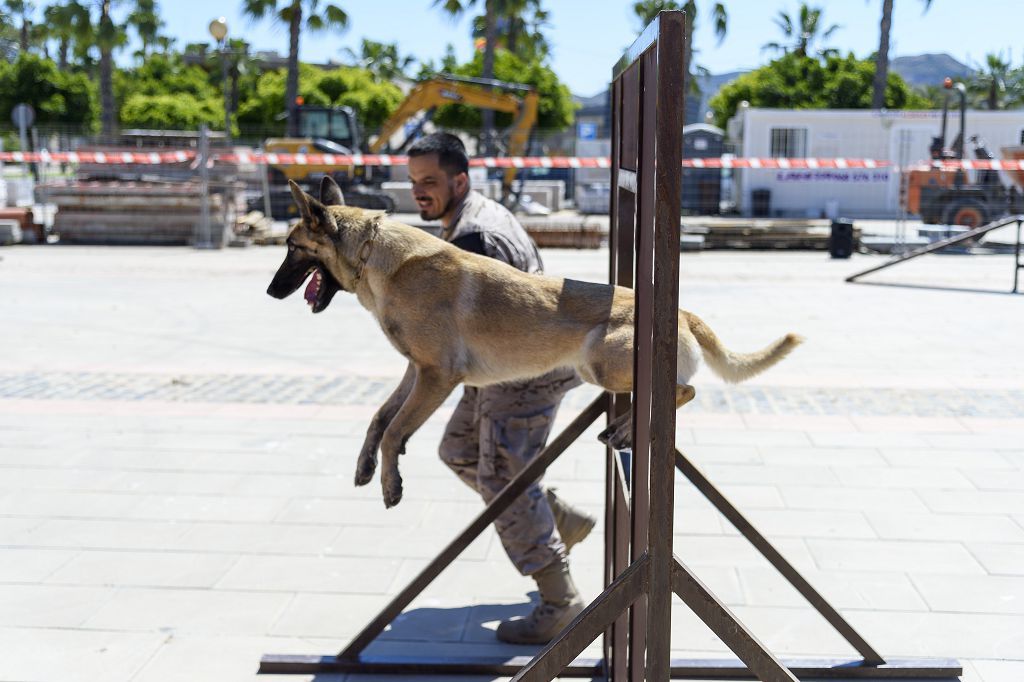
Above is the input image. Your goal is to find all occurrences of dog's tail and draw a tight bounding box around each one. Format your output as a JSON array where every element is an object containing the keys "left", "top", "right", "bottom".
[{"left": 683, "top": 311, "right": 803, "bottom": 384}]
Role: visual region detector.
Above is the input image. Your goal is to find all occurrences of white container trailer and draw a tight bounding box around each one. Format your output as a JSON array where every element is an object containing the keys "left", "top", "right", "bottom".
[{"left": 728, "top": 107, "right": 1024, "bottom": 218}]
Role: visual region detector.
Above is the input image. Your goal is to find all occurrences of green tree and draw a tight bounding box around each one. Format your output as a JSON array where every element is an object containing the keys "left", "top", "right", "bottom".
[
  {"left": 633, "top": 1, "right": 727, "bottom": 97},
  {"left": 94, "top": 0, "right": 126, "bottom": 136},
  {"left": 342, "top": 39, "right": 416, "bottom": 81},
  {"left": 1006, "top": 66, "right": 1024, "bottom": 109},
  {"left": 0, "top": 53, "right": 96, "bottom": 130},
  {"left": 120, "top": 93, "right": 226, "bottom": 130},
  {"left": 968, "top": 52, "right": 1012, "bottom": 110},
  {"left": 42, "top": 1, "right": 92, "bottom": 71},
  {"left": 709, "top": 52, "right": 929, "bottom": 129},
  {"left": 434, "top": 0, "right": 498, "bottom": 151},
  {"left": 117, "top": 51, "right": 218, "bottom": 101},
  {"left": 235, "top": 63, "right": 403, "bottom": 136},
  {"left": 471, "top": 0, "right": 550, "bottom": 61},
  {"left": 871, "top": 0, "right": 933, "bottom": 109},
  {"left": 432, "top": 49, "right": 574, "bottom": 133},
  {"left": 241, "top": 0, "right": 349, "bottom": 136},
  {"left": 127, "top": 0, "right": 165, "bottom": 59},
  {"left": 2, "top": 0, "right": 34, "bottom": 53},
  {"left": 762, "top": 4, "right": 840, "bottom": 59}
]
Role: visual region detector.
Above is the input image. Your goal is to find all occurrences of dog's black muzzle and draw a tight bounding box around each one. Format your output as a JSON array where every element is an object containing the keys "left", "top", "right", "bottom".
[
  {"left": 266, "top": 250, "right": 315, "bottom": 299},
  {"left": 267, "top": 249, "right": 344, "bottom": 314}
]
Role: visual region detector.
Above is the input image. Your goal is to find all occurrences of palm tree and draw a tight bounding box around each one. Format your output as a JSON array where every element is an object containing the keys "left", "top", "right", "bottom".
[
  {"left": 968, "top": 52, "right": 1012, "bottom": 110},
  {"left": 762, "top": 4, "right": 840, "bottom": 59},
  {"left": 433, "top": 0, "right": 498, "bottom": 152},
  {"left": 632, "top": 1, "right": 727, "bottom": 99},
  {"left": 127, "top": 0, "right": 164, "bottom": 59},
  {"left": 470, "top": 0, "right": 549, "bottom": 61},
  {"left": 870, "top": 0, "right": 933, "bottom": 109},
  {"left": 242, "top": 0, "right": 349, "bottom": 136},
  {"left": 42, "top": 1, "right": 92, "bottom": 71},
  {"left": 3, "top": 0, "right": 35, "bottom": 52},
  {"left": 342, "top": 39, "right": 416, "bottom": 81},
  {"left": 95, "top": 0, "right": 126, "bottom": 137}
]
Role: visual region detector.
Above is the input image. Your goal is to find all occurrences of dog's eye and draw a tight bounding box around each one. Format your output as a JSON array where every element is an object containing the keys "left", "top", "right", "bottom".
[{"left": 287, "top": 243, "right": 296, "bottom": 252}]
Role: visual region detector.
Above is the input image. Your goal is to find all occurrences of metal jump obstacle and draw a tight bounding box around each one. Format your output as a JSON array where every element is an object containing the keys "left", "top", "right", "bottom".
[{"left": 259, "top": 12, "right": 962, "bottom": 680}]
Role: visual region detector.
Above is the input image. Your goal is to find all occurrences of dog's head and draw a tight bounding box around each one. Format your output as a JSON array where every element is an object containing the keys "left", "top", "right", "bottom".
[{"left": 266, "top": 177, "right": 347, "bottom": 314}]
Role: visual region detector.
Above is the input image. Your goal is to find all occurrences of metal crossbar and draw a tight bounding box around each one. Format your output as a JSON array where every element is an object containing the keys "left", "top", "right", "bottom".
[{"left": 847, "top": 214, "right": 1024, "bottom": 291}]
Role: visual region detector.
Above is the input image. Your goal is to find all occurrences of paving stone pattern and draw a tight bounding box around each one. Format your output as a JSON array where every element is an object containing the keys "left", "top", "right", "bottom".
[
  {"left": 1, "top": 246, "right": 1022, "bottom": 682},
  {"left": 3, "top": 370, "right": 1024, "bottom": 418}
]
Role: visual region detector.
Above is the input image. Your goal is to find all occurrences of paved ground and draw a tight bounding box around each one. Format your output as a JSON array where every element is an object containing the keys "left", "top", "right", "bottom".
[{"left": 0, "top": 242, "right": 1022, "bottom": 682}]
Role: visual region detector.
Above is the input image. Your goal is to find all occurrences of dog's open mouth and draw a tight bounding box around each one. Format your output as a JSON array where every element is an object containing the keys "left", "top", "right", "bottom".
[{"left": 302, "top": 266, "right": 341, "bottom": 314}]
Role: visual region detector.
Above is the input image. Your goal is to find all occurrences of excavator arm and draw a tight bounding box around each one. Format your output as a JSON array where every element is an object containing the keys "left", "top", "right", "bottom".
[{"left": 370, "top": 77, "right": 538, "bottom": 201}]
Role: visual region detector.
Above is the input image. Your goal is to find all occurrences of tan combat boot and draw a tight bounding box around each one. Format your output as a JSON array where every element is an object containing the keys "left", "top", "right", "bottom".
[
  {"left": 496, "top": 557, "right": 585, "bottom": 644},
  {"left": 546, "top": 488, "right": 596, "bottom": 554}
]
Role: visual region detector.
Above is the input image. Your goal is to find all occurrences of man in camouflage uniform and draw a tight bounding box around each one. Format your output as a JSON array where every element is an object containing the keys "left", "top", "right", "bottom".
[{"left": 406, "top": 132, "right": 595, "bottom": 644}]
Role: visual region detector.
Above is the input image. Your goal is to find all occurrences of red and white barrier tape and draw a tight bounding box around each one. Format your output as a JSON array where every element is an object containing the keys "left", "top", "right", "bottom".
[
  {"left": 3, "top": 150, "right": 1024, "bottom": 171},
  {"left": 0, "top": 150, "right": 196, "bottom": 164}
]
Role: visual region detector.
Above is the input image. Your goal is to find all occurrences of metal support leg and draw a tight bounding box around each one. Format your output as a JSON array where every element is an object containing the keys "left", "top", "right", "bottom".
[
  {"left": 1014, "top": 218, "right": 1022, "bottom": 293},
  {"left": 675, "top": 448, "right": 886, "bottom": 665}
]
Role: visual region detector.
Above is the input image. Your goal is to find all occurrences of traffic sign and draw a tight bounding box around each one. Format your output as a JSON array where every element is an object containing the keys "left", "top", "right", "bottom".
[{"left": 11, "top": 103, "right": 34, "bottom": 129}]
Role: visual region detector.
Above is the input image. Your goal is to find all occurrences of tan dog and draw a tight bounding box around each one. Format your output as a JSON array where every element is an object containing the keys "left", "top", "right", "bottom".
[{"left": 267, "top": 177, "right": 803, "bottom": 507}]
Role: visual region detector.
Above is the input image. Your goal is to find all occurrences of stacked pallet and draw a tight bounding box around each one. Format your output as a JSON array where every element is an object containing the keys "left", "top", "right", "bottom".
[
  {"left": 695, "top": 218, "right": 856, "bottom": 250},
  {"left": 521, "top": 216, "right": 606, "bottom": 249},
  {"left": 38, "top": 181, "right": 233, "bottom": 246}
]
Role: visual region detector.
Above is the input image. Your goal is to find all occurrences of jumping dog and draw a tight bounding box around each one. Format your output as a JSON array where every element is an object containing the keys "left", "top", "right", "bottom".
[{"left": 267, "top": 177, "right": 802, "bottom": 507}]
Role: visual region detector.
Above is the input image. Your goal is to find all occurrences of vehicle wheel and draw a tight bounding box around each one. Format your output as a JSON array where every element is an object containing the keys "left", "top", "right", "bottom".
[{"left": 942, "top": 199, "right": 987, "bottom": 229}]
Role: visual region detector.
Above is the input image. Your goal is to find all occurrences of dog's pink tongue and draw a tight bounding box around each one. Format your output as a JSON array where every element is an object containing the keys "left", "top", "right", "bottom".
[{"left": 304, "top": 270, "right": 319, "bottom": 304}]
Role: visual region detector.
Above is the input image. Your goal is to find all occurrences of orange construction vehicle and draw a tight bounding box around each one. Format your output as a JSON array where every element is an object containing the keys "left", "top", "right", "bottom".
[
  {"left": 370, "top": 74, "right": 539, "bottom": 202},
  {"left": 902, "top": 78, "right": 1019, "bottom": 227},
  {"left": 259, "top": 76, "right": 539, "bottom": 217}
]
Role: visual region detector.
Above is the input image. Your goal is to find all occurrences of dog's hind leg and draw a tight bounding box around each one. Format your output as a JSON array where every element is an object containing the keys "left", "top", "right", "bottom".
[
  {"left": 379, "top": 366, "right": 460, "bottom": 508},
  {"left": 355, "top": 363, "right": 416, "bottom": 487},
  {"left": 598, "top": 384, "right": 695, "bottom": 451}
]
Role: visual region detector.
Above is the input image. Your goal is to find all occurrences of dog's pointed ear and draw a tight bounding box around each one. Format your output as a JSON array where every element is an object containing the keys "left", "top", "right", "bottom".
[
  {"left": 320, "top": 176, "right": 346, "bottom": 207},
  {"left": 289, "top": 180, "right": 337, "bottom": 235},
  {"left": 288, "top": 180, "right": 312, "bottom": 221}
]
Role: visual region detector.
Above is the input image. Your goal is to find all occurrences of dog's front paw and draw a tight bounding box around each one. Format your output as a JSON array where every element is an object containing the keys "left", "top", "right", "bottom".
[
  {"left": 382, "top": 473, "right": 403, "bottom": 508},
  {"left": 354, "top": 453, "right": 376, "bottom": 487}
]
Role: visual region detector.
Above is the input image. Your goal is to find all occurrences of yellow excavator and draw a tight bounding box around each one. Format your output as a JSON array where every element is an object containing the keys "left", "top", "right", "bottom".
[
  {"left": 260, "top": 75, "right": 538, "bottom": 217},
  {"left": 370, "top": 74, "right": 539, "bottom": 201}
]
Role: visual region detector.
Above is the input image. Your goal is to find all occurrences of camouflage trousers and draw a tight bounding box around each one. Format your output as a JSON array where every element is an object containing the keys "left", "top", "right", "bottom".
[{"left": 439, "top": 368, "right": 581, "bottom": 576}]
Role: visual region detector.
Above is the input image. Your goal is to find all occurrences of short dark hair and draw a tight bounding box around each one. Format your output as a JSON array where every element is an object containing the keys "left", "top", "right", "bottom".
[{"left": 407, "top": 132, "right": 469, "bottom": 176}]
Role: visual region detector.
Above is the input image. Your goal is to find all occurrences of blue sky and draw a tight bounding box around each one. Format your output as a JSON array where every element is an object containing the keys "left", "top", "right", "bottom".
[{"left": 66, "top": 1, "right": 1024, "bottom": 97}]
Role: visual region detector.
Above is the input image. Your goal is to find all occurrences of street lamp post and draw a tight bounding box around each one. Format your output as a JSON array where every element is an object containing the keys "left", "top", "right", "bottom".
[{"left": 208, "top": 17, "right": 232, "bottom": 148}]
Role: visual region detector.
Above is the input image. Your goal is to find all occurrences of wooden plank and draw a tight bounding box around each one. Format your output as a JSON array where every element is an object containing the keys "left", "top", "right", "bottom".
[
  {"left": 647, "top": 10, "right": 686, "bottom": 681},
  {"left": 619, "top": 63, "right": 640, "bottom": 173}
]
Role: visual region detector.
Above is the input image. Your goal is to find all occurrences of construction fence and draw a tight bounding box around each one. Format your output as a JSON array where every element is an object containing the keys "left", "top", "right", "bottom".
[{"left": 2, "top": 123, "right": 1023, "bottom": 251}]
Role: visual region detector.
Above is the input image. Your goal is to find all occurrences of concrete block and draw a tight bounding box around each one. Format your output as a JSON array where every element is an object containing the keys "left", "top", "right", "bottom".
[
  {"left": 0, "top": 218, "right": 22, "bottom": 245},
  {"left": 217, "top": 554, "right": 401, "bottom": 594},
  {"left": 0, "top": 584, "right": 116, "bottom": 627},
  {"left": 47, "top": 549, "right": 238, "bottom": 588},
  {"left": 84, "top": 587, "right": 293, "bottom": 634},
  {"left": 0, "top": 628, "right": 163, "bottom": 682},
  {"left": 806, "top": 538, "right": 986, "bottom": 574}
]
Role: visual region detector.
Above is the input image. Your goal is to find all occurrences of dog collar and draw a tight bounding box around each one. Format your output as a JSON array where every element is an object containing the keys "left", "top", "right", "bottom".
[{"left": 352, "top": 222, "right": 380, "bottom": 283}]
